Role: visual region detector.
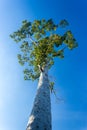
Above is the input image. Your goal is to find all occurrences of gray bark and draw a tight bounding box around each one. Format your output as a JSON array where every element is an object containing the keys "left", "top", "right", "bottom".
[{"left": 26, "top": 66, "right": 52, "bottom": 130}]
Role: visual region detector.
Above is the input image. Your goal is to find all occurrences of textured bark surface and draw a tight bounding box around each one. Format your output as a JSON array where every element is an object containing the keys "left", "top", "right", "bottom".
[{"left": 26, "top": 66, "right": 52, "bottom": 130}]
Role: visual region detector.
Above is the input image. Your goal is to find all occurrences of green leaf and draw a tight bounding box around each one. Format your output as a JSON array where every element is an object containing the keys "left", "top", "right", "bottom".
[
  {"left": 49, "top": 82, "right": 54, "bottom": 93},
  {"left": 59, "top": 19, "right": 69, "bottom": 28}
]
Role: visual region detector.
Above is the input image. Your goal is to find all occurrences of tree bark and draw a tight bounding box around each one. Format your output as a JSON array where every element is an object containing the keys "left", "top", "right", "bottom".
[{"left": 26, "top": 66, "right": 52, "bottom": 130}]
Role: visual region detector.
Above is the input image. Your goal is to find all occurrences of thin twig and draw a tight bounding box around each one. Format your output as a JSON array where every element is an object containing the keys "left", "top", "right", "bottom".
[
  {"left": 62, "top": 45, "right": 67, "bottom": 51},
  {"left": 52, "top": 89, "right": 64, "bottom": 103}
]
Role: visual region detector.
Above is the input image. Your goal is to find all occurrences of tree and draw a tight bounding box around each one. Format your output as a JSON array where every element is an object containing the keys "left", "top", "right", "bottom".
[{"left": 10, "top": 19, "right": 78, "bottom": 130}]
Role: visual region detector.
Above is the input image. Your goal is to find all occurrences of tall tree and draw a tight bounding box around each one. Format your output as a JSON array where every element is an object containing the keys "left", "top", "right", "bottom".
[{"left": 10, "top": 19, "right": 78, "bottom": 130}]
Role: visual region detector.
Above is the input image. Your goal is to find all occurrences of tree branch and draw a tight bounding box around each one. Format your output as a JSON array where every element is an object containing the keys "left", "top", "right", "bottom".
[
  {"left": 28, "top": 35, "right": 37, "bottom": 45},
  {"left": 38, "top": 65, "right": 44, "bottom": 72},
  {"left": 62, "top": 45, "right": 67, "bottom": 51}
]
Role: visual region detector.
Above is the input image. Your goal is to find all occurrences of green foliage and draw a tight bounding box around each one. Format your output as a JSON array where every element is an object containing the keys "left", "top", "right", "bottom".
[
  {"left": 49, "top": 82, "right": 54, "bottom": 93},
  {"left": 59, "top": 19, "right": 69, "bottom": 28},
  {"left": 10, "top": 19, "right": 78, "bottom": 81}
]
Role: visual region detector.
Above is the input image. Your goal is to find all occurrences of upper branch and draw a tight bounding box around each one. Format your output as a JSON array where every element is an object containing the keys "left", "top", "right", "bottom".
[{"left": 28, "top": 35, "right": 37, "bottom": 45}]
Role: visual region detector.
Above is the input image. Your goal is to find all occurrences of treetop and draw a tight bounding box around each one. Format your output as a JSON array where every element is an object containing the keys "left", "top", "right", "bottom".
[{"left": 10, "top": 18, "right": 78, "bottom": 81}]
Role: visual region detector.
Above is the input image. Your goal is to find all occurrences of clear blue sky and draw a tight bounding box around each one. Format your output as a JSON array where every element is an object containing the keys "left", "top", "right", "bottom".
[{"left": 0, "top": 0, "right": 87, "bottom": 130}]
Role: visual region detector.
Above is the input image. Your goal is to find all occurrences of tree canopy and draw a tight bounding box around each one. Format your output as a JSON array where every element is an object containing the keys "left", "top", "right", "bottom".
[{"left": 10, "top": 19, "right": 78, "bottom": 81}]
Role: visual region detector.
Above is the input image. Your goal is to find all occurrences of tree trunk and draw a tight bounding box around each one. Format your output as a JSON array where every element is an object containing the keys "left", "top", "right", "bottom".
[{"left": 26, "top": 66, "right": 52, "bottom": 130}]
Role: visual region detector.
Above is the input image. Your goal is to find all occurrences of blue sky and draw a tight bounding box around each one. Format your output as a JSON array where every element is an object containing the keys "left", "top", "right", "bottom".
[{"left": 0, "top": 0, "right": 87, "bottom": 130}]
